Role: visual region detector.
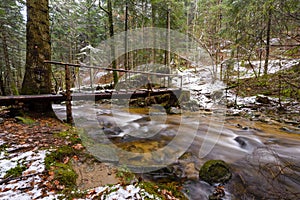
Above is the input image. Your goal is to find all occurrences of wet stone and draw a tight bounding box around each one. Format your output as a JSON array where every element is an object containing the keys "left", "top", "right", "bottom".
[
  {"left": 236, "top": 124, "right": 248, "bottom": 130},
  {"left": 280, "top": 127, "right": 293, "bottom": 133},
  {"left": 234, "top": 136, "right": 247, "bottom": 147},
  {"left": 279, "top": 127, "right": 300, "bottom": 134}
]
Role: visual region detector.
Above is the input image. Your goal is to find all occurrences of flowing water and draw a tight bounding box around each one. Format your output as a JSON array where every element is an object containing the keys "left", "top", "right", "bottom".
[{"left": 53, "top": 102, "right": 300, "bottom": 200}]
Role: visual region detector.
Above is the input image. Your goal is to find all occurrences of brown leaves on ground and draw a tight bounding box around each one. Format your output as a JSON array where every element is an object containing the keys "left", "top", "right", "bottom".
[
  {"left": 0, "top": 113, "right": 69, "bottom": 150},
  {"left": 161, "top": 189, "right": 180, "bottom": 200},
  {"left": 72, "top": 143, "right": 84, "bottom": 150},
  {"left": 0, "top": 108, "right": 77, "bottom": 195}
]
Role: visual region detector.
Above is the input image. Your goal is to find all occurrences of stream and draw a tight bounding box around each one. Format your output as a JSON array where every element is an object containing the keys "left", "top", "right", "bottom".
[{"left": 53, "top": 101, "right": 300, "bottom": 200}]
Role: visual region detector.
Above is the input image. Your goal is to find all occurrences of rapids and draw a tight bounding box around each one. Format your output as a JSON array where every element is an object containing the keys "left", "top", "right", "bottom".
[{"left": 53, "top": 103, "right": 300, "bottom": 199}]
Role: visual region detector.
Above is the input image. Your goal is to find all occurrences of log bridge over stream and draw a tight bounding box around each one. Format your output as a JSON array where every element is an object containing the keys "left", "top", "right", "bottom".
[{"left": 0, "top": 61, "right": 189, "bottom": 124}]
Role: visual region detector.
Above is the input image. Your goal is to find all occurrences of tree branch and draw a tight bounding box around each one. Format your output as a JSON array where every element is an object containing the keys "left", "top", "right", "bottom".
[{"left": 98, "top": 2, "right": 109, "bottom": 15}]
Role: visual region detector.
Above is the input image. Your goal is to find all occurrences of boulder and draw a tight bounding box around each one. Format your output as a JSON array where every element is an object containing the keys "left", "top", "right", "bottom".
[{"left": 199, "top": 160, "right": 232, "bottom": 185}]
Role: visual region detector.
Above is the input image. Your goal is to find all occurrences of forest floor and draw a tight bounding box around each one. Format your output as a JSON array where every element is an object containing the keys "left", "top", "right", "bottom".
[
  {"left": 229, "top": 64, "right": 300, "bottom": 100},
  {"left": 0, "top": 108, "right": 185, "bottom": 199},
  {"left": 226, "top": 64, "right": 300, "bottom": 126},
  {"left": 0, "top": 109, "right": 121, "bottom": 199}
]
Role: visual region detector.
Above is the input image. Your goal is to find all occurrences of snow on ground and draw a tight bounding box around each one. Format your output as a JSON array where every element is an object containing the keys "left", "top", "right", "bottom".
[
  {"left": 79, "top": 184, "right": 160, "bottom": 200},
  {"left": 0, "top": 141, "right": 162, "bottom": 199},
  {"left": 228, "top": 59, "right": 300, "bottom": 79},
  {"left": 74, "top": 59, "right": 299, "bottom": 110},
  {"left": 171, "top": 66, "right": 226, "bottom": 109},
  {"left": 0, "top": 146, "right": 61, "bottom": 200},
  {"left": 173, "top": 59, "right": 299, "bottom": 109}
]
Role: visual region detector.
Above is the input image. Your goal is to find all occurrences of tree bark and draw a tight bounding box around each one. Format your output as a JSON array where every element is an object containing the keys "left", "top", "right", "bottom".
[
  {"left": 164, "top": 7, "right": 171, "bottom": 67},
  {"left": 107, "top": 0, "right": 118, "bottom": 85},
  {"left": 0, "top": 69, "right": 5, "bottom": 96},
  {"left": 21, "top": 0, "right": 53, "bottom": 113},
  {"left": 124, "top": 0, "right": 129, "bottom": 70},
  {"left": 1, "top": 31, "right": 12, "bottom": 95},
  {"left": 151, "top": 1, "right": 156, "bottom": 64},
  {"left": 264, "top": 8, "right": 272, "bottom": 76}
]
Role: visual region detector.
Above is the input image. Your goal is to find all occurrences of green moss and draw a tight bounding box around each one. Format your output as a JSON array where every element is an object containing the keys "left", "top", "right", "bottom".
[
  {"left": 116, "top": 166, "right": 135, "bottom": 185},
  {"left": 139, "top": 181, "right": 188, "bottom": 200},
  {"left": 54, "top": 128, "right": 82, "bottom": 145},
  {"left": 15, "top": 116, "right": 36, "bottom": 125},
  {"left": 45, "top": 146, "right": 75, "bottom": 169},
  {"left": 4, "top": 164, "right": 26, "bottom": 178},
  {"left": 161, "top": 182, "right": 188, "bottom": 199},
  {"left": 53, "top": 162, "right": 78, "bottom": 187},
  {"left": 0, "top": 143, "right": 8, "bottom": 152},
  {"left": 199, "top": 160, "right": 232, "bottom": 185},
  {"left": 44, "top": 145, "right": 81, "bottom": 199},
  {"left": 139, "top": 181, "right": 163, "bottom": 199}
]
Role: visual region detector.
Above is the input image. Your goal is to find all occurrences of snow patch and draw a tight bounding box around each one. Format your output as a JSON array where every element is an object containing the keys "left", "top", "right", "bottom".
[{"left": 0, "top": 150, "right": 61, "bottom": 200}]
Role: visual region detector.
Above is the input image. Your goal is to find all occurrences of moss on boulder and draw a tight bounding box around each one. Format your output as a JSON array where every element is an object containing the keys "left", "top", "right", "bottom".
[{"left": 199, "top": 160, "right": 231, "bottom": 185}]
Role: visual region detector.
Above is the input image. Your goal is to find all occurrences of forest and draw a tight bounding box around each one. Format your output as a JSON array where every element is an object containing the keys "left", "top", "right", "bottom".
[
  {"left": 1, "top": 0, "right": 299, "bottom": 97},
  {"left": 0, "top": 0, "right": 300, "bottom": 199}
]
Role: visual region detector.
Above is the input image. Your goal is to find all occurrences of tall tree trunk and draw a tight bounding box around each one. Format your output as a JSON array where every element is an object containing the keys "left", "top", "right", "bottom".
[
  {"left": 107, "top": 0, "right": 118, "bottom": 85},
  {"left": 0, "top": 69, "right": 5, "bottom": 96},
  {"left": 264, "top": 8, "right": 272, "bottom": 76},
  {"left": 16, "top": 44, "right": 24, "bottom": 90},
  {"left": 1, "top": 31, "right": 12, "bottom": 95},
  {"left": 21, "top": 0, "right": 53, "bottom": 113},
  {"left": 164, "top": 7, "right": 171, "bottom": 67},
  {"left": 124, "top": 0, "right": 129, "bottom": 70},
  {"left": 151, "top": 1, "right": 156, "bottom": 64}
]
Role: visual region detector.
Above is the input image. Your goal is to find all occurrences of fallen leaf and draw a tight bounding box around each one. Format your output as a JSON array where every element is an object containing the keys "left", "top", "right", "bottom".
[
  {"left": 23, "top": 170, "right": 37, "bottom": 176},
  {"left": 48, "top": 171, "right": 55, "bottom": 176},
  {"left": 72, "top": 143, "right": 84, "bottom": 150},
  {"left": 63, "top": 156, "right": 70, "bottom": 164},
  {"left": 53, "top": 180, "right": 60, "bottom": 185},
  {"left": 72, "top": 155, "right": 79, "bottom": 161}
]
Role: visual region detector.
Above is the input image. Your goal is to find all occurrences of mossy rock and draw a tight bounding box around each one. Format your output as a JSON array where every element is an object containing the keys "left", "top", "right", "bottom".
[{"left": 199, "top": 160, "right": 231, "bottom": 185}]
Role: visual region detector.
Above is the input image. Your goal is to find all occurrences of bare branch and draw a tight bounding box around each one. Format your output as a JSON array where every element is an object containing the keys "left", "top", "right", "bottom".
[{"left": 98, "top": 2, "right": 109, "bottom": 15}]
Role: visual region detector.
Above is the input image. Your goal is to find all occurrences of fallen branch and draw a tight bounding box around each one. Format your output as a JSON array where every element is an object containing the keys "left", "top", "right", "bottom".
[{"left": 0, "top": 172, "right": 42, "bottom": 185}]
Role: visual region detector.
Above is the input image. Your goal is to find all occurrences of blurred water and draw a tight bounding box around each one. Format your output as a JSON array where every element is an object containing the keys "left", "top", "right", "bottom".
[{"left": 53, "top": 103, "right": 300, "bottom": 199}]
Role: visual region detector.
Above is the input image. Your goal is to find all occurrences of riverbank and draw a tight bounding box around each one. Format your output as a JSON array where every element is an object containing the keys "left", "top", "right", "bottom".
[{"left": 0, "top": 107, "right": 186, "bottom": 199}]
